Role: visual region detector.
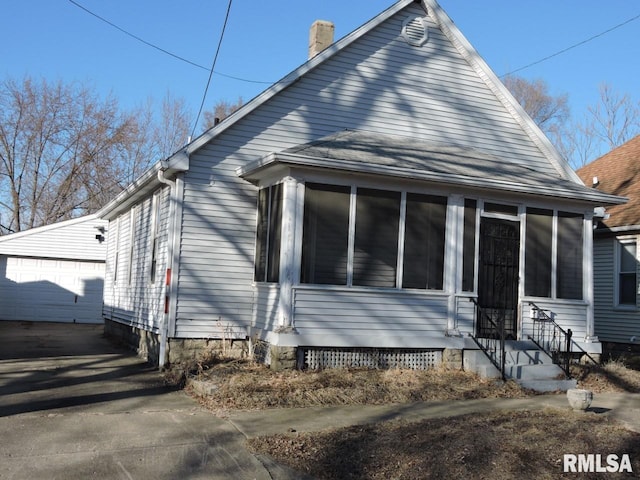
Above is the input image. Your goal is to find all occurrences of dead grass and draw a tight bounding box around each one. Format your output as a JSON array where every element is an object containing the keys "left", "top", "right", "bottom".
[
  {"left": 247, "top": 409, "right": 640, "bottom": 480},
  {"left": 186, "top": 362, "right": 529, "bottom": 413},
  {"left": 182, "top": 356, "right": 640, "bottom": 479},
  {"left": 573, "top": 359, "right": 640, "bottom": 394}
]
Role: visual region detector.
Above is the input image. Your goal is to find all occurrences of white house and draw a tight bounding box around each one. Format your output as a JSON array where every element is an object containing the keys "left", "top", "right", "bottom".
[
  {"left": 0, "top": 215, "right": 107, "bottom": 324},
  {"left": 98, "top": 0, "right": 623, "bottom": 384}
]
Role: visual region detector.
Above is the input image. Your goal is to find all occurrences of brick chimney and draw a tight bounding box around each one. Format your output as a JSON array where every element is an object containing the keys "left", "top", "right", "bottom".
[{"left": 308, "top": 20, "right": 335, "bottom": 59}]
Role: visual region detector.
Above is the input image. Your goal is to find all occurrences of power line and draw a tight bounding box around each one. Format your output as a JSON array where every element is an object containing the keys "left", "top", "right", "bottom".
[
  {"left": 67, "top": 0, "right": 272, "bottom": 85},
  {"left": 501, "top": 12, "right": 640, "bottom": 77},
  {"left": 191, "top": 0, "right": 233, "bottom": 138}
]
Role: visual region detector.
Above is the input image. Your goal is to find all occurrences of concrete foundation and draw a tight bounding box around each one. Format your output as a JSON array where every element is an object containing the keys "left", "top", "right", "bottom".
[
  {"left": 104, "top": 319, "right": 160, "bottom": 364},
  {"left": 269, "top": 345, "right": 297, "bottom": 371},
  {"left": 442, "top": 348, "right": 463, "bottom": 370},
  {"left": 104, "top": 319, "right": 248, "bottom": 367}
]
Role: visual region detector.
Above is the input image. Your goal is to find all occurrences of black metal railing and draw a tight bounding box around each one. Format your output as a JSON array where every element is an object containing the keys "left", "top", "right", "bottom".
[
  {"left": 470, "top": 298, "right": 506, "bottom": 380},
  {"left": 527, "top": 302, "right": 572, "bottom": 378}
]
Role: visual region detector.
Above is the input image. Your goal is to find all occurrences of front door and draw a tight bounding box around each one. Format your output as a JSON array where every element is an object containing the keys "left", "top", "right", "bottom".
[{"left": 477, "top": 217, "right": 520, "bottom": 339}]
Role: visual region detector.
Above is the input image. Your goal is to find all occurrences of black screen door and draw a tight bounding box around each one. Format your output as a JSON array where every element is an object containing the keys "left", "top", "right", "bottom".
[{"left": 477, "top": 218, "right": 520, "bottom": 339}]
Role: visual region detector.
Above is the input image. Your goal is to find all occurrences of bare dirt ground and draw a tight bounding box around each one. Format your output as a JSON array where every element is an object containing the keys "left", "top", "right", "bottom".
[{"left": 182, "top": 355, "right": 640, "bottom": 479}]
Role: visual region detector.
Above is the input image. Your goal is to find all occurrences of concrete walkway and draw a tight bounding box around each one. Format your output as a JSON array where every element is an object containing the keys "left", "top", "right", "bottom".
[{"left": 1, "top": 322, "right": 638, "bottom": 480}]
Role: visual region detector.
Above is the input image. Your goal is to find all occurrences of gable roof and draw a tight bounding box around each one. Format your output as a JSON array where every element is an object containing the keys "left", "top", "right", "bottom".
[
  {"left": 99, "top": 0, "right": 600, "bottom": 219},
  {"left": 576, "top": 135, "right": 640, "bottom": 229},
  {"left": 183, "top": 0, "right": 576, "bottom": 182},
  {"left": 239, "top": 130, "right": 624, "bottom": 205}
]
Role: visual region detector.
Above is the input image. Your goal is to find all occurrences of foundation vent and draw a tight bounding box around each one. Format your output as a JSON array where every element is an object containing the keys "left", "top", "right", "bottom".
[
  {"left": 303, "top": 347, "right": 442, "bottom": 370},
  {"left": 402, "top": 16, "right": 429, "bottom": 47}
]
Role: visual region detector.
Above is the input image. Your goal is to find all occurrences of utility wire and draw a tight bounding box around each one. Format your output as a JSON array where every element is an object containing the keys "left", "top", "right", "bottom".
[
  {"left": 67, "top": 0, "right": 271, "bottom": 85},
  {"left": 191, "top": 0, "right": 233, "bottom": 138},
  {"left": 501, "top": 12, "right": 640, "bottom": 77}
]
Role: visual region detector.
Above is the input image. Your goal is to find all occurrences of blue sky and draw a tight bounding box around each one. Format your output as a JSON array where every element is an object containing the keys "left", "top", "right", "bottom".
[{"left": 2, "top": 1, "right": 639, "bottom": 151}]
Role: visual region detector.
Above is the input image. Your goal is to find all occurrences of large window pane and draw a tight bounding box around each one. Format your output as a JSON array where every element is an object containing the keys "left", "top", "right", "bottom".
[
  {"left": 353, "top": 188, "right": 401, "bottom": 287},
  {"left": 557, "top": 212, "right": 583, "bottom": 299},
  {"left": 301, "top": 183, "right": 351, "bottom": 285},
  {"left": 254, "top": 188, "right": 268, "bottom": 281},
  {"left": 618, "top": 241, "right": 637, "bottom": 305},
  {"left": 402, "top": 193, "right": 447, "bottom": 290},
  {"left": 462, "top": 199, "right": 477, "bottom": 292},
  {"left": 267, "top": 184, "right": 282, "bottom": 282},
  {"left": 254, "top": 185, "right": 282, "bottom": 283},
  {"left": 525, "top": 208, "right": 553, "bottom": 297}
]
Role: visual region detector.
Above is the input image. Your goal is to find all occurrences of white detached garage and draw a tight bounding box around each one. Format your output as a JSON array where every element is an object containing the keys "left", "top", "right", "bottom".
[{"left": 0, "top": 215, "right": 107, "bottom": 324}]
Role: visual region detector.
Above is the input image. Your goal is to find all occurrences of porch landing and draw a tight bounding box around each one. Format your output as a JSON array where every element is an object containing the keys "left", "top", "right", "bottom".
[{"left": 463, "top": 340, "right": 578, "bottom": 392}]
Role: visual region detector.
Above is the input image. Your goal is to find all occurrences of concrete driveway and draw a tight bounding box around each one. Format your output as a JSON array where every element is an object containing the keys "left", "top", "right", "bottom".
[{"left": 0, "top": 321, "right": 279, "bottom": 480}]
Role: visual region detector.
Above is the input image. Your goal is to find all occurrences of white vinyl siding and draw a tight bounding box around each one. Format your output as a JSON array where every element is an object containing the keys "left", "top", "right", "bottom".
[
  {"left": 0, "top": 215, "right": 107, "bottom": 324},
  {"left": 521, "top": 301, "right": 590, "bottom": 343},
  {"left": 0, "top": 215, "right": 107, "bottom": 261},
  {"left": 292, "top": 288, "right": 449, "bottom": 338},
  {"left": 0, "top": 256, "right": 104, "bottom": 324},
  {"left": 103, "top": 187, "right": 170, "bottom": 332}
]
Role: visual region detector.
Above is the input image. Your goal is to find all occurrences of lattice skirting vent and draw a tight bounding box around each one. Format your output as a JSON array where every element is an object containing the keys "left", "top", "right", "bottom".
[{"left": 303, "top": 347, "right": 442, "bottom": 370}]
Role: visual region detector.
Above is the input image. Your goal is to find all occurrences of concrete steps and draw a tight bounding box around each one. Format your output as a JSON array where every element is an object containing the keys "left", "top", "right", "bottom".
[{"left": 464, "top": 340, "right": 577, "bottom": 393}]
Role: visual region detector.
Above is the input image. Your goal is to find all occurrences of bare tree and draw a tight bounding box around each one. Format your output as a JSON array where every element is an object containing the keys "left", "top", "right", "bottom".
[
  {"left": 202, "top": 97, "right": 244, "bottom": 131},
  {"left": 0, "top": 76, "right": 138, "bottom": 232},
  {"left": 0, "top": 77, "right": 194, "bottom": 234},
  {"left": 563, "top": 84, "right": 640, "bottom": 168},
  {"left": 588, "top": 83, "right": 640, "bottom": 150},
  {"left": 503, "top": 75, "right": 570, "bottom": 139}
]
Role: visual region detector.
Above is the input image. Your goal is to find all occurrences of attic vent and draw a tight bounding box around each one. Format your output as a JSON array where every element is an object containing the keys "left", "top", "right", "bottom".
[{"left": 402, "top": 16, "right": 428, "bottom": 47}]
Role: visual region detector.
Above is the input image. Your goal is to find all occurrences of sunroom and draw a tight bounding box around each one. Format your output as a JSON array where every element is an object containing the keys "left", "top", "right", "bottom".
[{"left": 237, "top": 131, "right": 623, "bottom": 361}]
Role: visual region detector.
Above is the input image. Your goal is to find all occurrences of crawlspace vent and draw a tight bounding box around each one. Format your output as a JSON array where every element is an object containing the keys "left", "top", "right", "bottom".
[
  {"left": 303, "top": 347, "right": 442, "bottom": 370},
  {"left": 402, "top": 16, "right": 429, "bottom": 47}
]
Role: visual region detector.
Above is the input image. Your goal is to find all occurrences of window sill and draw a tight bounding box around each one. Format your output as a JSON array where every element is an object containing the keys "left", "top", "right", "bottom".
[{"left": 613, "top": 304, "right": 638, "bottom": 312}]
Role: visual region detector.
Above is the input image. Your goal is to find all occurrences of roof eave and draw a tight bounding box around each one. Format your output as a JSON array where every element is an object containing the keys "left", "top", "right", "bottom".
[
  {"left": 238, "top": 152, "right": 627, "bottom": 206},
  {"left": 97, "top": 150, "right": 190, "bottom": 221}
]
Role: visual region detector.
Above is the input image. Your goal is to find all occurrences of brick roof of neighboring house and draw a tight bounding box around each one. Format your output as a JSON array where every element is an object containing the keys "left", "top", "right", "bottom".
[{"left": 576, "top": 135, "right": 640, "bottom": 229}]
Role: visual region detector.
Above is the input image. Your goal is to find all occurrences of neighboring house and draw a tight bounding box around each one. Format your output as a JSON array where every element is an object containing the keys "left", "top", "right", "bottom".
[
  {"left": 98, "top": 0, "right": 623, "bottom": 372},
  {"left": 577, "top": 135, "right": 640, "bottom": 345},
  {"left": 0, "top": 215, "right": 107, "bottom": 324}
]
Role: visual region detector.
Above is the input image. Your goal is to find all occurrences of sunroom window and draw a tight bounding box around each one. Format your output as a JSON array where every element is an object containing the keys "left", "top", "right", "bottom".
[
  {"left": 524, "top": 209, "right": 584, "bottom": 300},
  {"left": 524, "top": 208, "right": 553, "bottom": 297},
  {"left": 462, "top": 199, "right": 477, "bottom": 292},
  {"left": 557, "top": 212, "right": 583, "bottom": 300},
  {"left": 254, "top": 184, "right": 282, "bottom": 283},
  {"left": 353, "top": 188, "right": 401, "bottom": 287},
  {"left": 402, "top": 193, "right": 447, "bottom": 290},
  {"left": 301, "top": 183, "right": 350, "bottom": 285},
  {"left": 299, "top": 183, "right": 447, "bottom": 290}
]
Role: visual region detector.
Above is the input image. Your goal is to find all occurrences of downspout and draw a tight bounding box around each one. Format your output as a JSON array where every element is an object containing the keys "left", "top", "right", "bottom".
[{"left": 157, "top": 168, "right": 176, "bottom": 369}]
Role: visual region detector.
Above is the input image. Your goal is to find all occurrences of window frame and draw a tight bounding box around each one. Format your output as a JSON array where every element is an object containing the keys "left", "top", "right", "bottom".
[
  {"left": 149, "top": 190, "right": 161, "bottom": 284},
  {"left": 522, "top": 207, "right": 585, "bottom": 301},
  {"left": 298, "top": 182, "right": 448, "bottom": 291},
  {"left": 614, "top": 236, "right": 638, "bottom": 309},
  {"left": 254, "top": 183, "right": 283, "bottom": 284}
]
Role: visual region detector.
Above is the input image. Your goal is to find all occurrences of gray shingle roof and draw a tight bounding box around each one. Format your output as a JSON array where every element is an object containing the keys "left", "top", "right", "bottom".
[{"left": 240, "top": 130, "right": 625, "bottom": 206}]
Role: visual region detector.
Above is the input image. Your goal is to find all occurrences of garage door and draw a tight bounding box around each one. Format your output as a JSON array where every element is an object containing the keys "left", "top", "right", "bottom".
[{"left": 0, "top": 256, "right": 105, "bottom": 323}]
